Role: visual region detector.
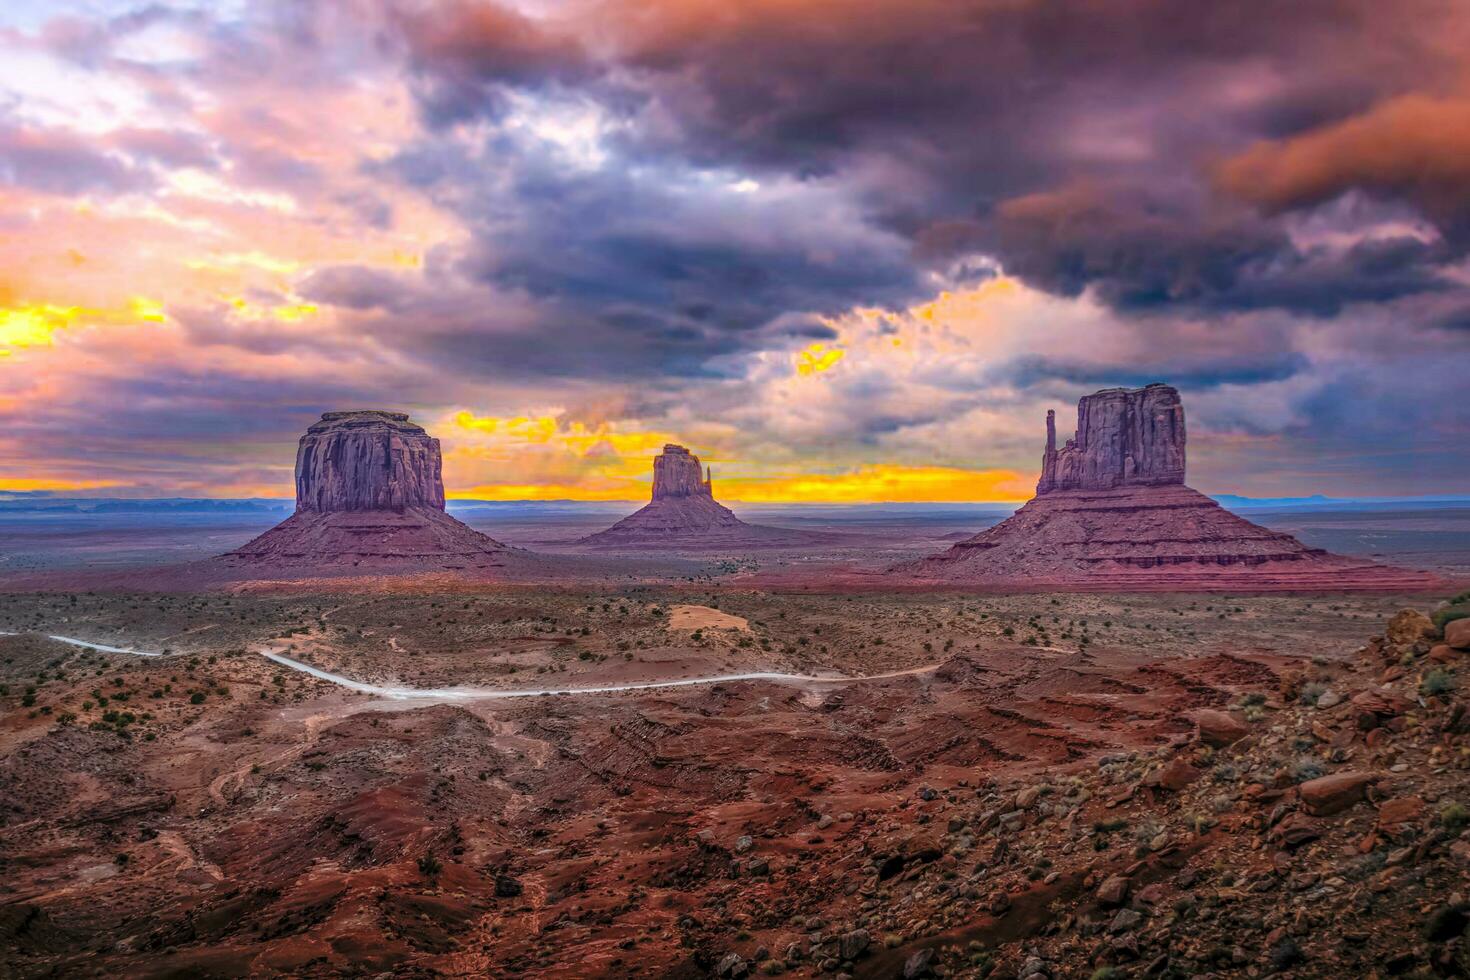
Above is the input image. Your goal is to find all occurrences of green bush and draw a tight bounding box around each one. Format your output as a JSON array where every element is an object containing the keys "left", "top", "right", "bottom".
[
  {"left": 1441, "top": 802, "right": 1469, "bottom": 833},
  {"left": 1421, "top": 669, "right": 1457, "bottom": 698},
  {"left": 1432, "top": 603, "right": 1470, "bottom": 631}
]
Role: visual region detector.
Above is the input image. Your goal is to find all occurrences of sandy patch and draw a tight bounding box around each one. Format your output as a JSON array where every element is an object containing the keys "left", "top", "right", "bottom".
[{"left": 666, "top": 604, "right": 750, "bottom": 631}]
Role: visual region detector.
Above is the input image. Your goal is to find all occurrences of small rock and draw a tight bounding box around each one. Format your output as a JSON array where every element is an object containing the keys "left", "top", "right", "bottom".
[
  {"left": 1269, "top": 937, "right": 1305, "bottom": 972},
  {"left": 1097, "top": 873, "right": 1130, "bottom": 907},
  {"left": 1376, "top": 796, "right": 1425, "bottom": 833},
  {"left": 902, "top": 947, "right": 935, "bottom": 979},
  {"left": 1195, "top": 709, "right": 1249, "bottom": 748},
  {"left": 839, "top": 929, "right": 869, "bottom": 961},
  {"left": 715, "top": 952, "right": 748, "bottom": 978},
  {"left": 1300, "top": 771, "right": 1380, "bottom": 816},
  {"left": 1446, "top": 618, "right": 1470, "bottom": 651},
  {"left": 1109, "top": 908, "right": 1143, "bottom": 933},
  {"left": 1386, "top": 608, "right": 1434, "bottom": 648}
]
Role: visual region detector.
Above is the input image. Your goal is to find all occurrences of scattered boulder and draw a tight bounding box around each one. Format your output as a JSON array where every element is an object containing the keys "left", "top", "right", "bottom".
[
  {"left": 838, "top": 929, "right": 869, "bottom": 961},
  {"left": 1376, "top": 797, "right": 1425, "bottom": 833},
  {"left": 1445, "top": 618, "right": 1470, "bottom": 651},
  {"left": 903, "top": 948, "right": 936, "bottom": 979},
  {"left": 1096, "top": 874, "right": 1130, "bottom": 907},
  {"left": 1386, "top": 609, "right": 1434, "bottom": 648},
  {"left": 1147, "top": 757, "right": 1202, "bottom": 792},
  {"left": 1300, "top": 771, "right": 1380, "bottom": 816},
  {"left": 1194, "top": 709, "right": 1249, "bottom": 748}
]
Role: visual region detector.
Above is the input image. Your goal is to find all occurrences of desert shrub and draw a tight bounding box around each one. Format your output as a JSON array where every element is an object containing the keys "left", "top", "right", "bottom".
[
  {"left": 1289, "top": 757, "right": 1325, "bottom": 783},
  {"left": 1298, "top": 681, "right": 1329, "bottom": 706},
  {"left": 1421, "top": 669, "right": 1457, "bottom": 698},
  {"left": 1440, "top": 802, "right": 1469, "bottom": 833},
  {"left": 417, "top": 853, "right": 442, "bottom": 878},
  {"left": 1432, "top": 604, "right": 1470, "bottom": 631}
]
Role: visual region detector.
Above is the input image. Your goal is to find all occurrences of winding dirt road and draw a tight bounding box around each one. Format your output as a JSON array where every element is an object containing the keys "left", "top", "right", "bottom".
[{"left": 7, "top": 630, "right": 939, "bottom": 702}]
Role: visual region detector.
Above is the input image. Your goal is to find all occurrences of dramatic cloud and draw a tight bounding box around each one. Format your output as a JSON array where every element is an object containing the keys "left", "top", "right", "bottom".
[{"left": 0, "top": 0, "right": 1467, "bottom": 499}]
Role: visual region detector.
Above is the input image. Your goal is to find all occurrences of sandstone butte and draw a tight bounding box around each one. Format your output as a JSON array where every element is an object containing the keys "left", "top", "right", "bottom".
[
  {"left": 895, "top": 383, "right": 1442, "bottom": 591},
  {"left": 224, "top": 410, "right": 508, "bottom": 569},
  {"left": 579, "top": 444, "right": 809, "bottom": 549}
]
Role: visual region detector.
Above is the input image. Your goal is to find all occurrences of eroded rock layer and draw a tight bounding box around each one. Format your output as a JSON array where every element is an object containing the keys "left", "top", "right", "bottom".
[
  {"left": 295, "top": 411, "right": 445, "bottom": 513},
  {"left": 224, "top": 411, "right": 507, "bottom": 569},
  {"left": 1038, "top": 383, "right": 1185, "bottom": 494},
  {"left": 900, "top": 386, "right": 1440, "bottom": 591}
]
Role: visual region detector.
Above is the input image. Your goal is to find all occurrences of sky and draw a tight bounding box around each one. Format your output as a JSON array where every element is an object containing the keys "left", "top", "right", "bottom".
[{"left": 1, "top": 0, "right": 1467, "bottom": 503}]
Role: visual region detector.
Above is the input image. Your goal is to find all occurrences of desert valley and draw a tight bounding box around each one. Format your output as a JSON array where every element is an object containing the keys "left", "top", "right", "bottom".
[
  {"left": 5, "top": 4, "right": 1470, "bottom": 976},
  {"left": 3, "top": 389, "right": 1469, "bottom": 980}
]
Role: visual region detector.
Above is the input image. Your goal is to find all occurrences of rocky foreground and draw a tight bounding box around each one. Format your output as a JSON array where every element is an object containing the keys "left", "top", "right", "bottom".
[{"left": 0, "top": 593, "right": 1467, "bottom": 978}]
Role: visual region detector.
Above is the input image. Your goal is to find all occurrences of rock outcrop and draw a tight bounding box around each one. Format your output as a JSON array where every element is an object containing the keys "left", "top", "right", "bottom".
[
  {"left": 579, "top": 444, "right": 807, "bottom": 550},
  {"left": 896, "top": 384, "right": 1441, "bottom": 591},
  {"left": 224, "top": 411, "right": 507, "bottom": 569},
  {"left": 295, "top": 411, "right": 445, "bottom": 513},
  {"left": 651, "top": 444, "right": 713, "bottom": 501},
  {"left": 1037, "top": 383, "right": 1185, "bottom": 493}
]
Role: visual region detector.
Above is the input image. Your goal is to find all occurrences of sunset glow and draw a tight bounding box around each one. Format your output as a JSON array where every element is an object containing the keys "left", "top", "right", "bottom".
[{"left": 1, "top": 0, "right": 1467, "bottom": 501}]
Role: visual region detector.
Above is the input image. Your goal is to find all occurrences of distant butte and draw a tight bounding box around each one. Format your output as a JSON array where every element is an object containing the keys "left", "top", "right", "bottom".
[
  {"left": 578, "top": 444, "right": 810, "bottom": 550},
  {"left": 223, "top": 410, "right": 509, "bottom": 569},
  {"left": 896, "top": 383, "right": 1442, "bottom": 591}
]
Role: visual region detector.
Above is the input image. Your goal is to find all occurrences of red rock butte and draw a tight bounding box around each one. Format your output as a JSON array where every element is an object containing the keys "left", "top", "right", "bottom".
[
  {"left": 224, "top": 410, "right": 508, "bottom": 569},
  {"left": 898, "top": 384, "right": 1441, "bottom": 591},
  {"left": 579, "top": 444, "right": 805, "bottom": 549}
]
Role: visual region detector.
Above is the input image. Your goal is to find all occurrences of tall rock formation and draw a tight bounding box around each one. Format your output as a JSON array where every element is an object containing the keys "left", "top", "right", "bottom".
[
  {"left": 1037, "top": 383, "right": 1185, "bottom": 493},
  {"left": 579, "top": 444, "right": 805, "bottom": 550},
  {"left": 224, "top": 411, "right": 508, "bottom": 569},
  {"left": 294, "top": 411, "right": 446, "bottom": 513},
  {"left": 897, "top": 384, "right": 1439, "bottom": 591}
]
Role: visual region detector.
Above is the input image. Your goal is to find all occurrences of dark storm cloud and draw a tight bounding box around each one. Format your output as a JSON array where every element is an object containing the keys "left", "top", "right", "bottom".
[
  {"left": 386, "top": 0, "right": 1470, "bottom": 323},
  {"left": 392, "top": 0, "right": 598, "bottom": 125},
  {"left": 308, "top": 121, "right": 924, "bottom": 381},
  {"left": 993, "top": 183, "right": 1452, "bottom": 315},
  {"left": 1003, "top": 353, "right": 1311, "bottom": 393}
]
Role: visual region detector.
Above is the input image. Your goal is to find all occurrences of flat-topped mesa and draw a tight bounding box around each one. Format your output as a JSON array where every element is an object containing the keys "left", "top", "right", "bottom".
[
  {"left": 894, "top": 382, "right": 1442, "bottom": 591},
  {"left": 651, "top": 444, "right": 714, "bottom": 500},
  {"left": 296, "top": 410, "right": 445, "bottom": 513},
  {"left": 1038, "top": 383, "right": 1185, "bottom": 494},
  {"left": 222, "top": 410, "right": 508, "bottom": 570}
]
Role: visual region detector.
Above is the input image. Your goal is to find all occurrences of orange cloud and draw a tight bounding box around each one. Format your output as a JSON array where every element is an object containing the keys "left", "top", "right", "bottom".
[
  {"left": 0, "top": 476, "right": 125, "bottom": 492},
  {"left": 715, "top": 464, "right": 1033, "bottom": 504},
  {"left": 0, "top": 296, "right": 164, "bottom": 357},
  {"left": 1215, "top": 95, "right": 1470, "bottom": 215},
  {"left": 794, "top": 342, "right": 845, "bottom": 376}
]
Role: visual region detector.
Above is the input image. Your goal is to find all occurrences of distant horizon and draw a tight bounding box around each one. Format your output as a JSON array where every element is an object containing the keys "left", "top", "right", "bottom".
[{"left": 5, "top": 488, "right": 1470, "bottom": 508}]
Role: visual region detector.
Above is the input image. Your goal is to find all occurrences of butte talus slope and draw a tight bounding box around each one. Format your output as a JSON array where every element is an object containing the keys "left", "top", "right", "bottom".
[
  {"left": 899, "top": 384, "right": 1440, "bottom": 590},
  {"left": 224, "top": 411, "right": 509, "bottom": 569},
  {"left": 579, "top": 444, "right": 805, "bottom": 549}
]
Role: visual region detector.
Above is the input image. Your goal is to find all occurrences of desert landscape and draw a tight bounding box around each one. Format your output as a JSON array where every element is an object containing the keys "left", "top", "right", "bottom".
[
  {"left": 3, "top": 395, "right": 1469, "bottom": 980},
  {"left": 5, "top": 3, "right": 1470, "bottom": 977}
]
